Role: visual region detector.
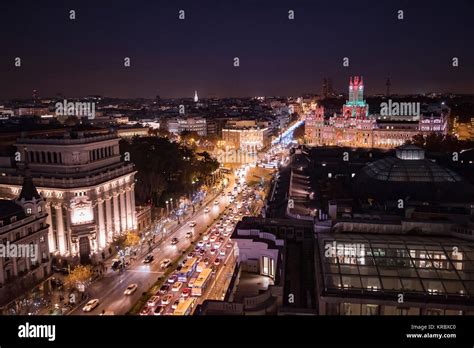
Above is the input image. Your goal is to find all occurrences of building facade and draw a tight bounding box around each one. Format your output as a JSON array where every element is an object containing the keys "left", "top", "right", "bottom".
[
  {"left": 305, "top": 76, "right": 448, "bottom": 148},
  {"left": 222, "top": 120, "right": 271, "bottom": 153},
  {"left": 0, "top": 175, "right": 51, "bottom": 305},
  {"left": 0, "top": 131, "right": 137, "bottom": 264}
]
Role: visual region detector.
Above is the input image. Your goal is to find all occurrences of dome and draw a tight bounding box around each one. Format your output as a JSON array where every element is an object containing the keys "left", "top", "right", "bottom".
[
  {"left": 362, "top": 157, "right": 462, "bottom": 183},
  {"left": 354, "top": 148, "right": 474, "bottom": 202}
]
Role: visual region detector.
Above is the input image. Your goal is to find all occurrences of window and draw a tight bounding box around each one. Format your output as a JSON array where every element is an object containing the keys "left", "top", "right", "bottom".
[
  {"left": 38, "top": 206, "right": 42, "bottom": 213},
  {"left": 10, "top": 216, "right": 17, "bottom": 223},
  {"left": 40, "top": 235, "right": 45, "bottom": 243},
  {"left": 26, "top": 208, "right": 32, "bottom": 215}
]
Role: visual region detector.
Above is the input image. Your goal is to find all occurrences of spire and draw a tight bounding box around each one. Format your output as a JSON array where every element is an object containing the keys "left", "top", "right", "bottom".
[
  {"left": 18, "top": 147, "right": 41, "bottom": 201},
  {"left": 194, "top": 90, "right": 198, "bottom": 103}
]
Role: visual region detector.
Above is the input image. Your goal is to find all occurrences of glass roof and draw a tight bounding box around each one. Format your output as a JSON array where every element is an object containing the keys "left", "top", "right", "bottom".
[{"left": 318, "top": 233, "right": 474, "bottom": 299}]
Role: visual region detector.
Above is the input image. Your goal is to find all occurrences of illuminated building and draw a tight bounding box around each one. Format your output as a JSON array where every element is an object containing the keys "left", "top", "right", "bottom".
[
  {"left": 222, "top": 120, "right": 271, "bottom": 153},
  {"left": 305, "top": 76, "right": 448, "bottom": 148},
  {"left": 0, "top": 174, "right": 51, "bottom": 305},
  {"left": 0, "top": 131, "right": 137, "bottom": 264},
  {"left": 167, "top": 117, "right": 207, "bottom": 136}
]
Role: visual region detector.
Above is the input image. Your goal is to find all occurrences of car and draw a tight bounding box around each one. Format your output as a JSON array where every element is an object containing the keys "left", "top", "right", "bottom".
[
  {"left": 223, "top": 230, "right": 230, "bottom": 236},
  {"left": 219, "top": 249, "right": 226, "bottom": 257},
  {"left": 188, "top": 278, "right": 195, "bottom": 288},
  {"left": 160, "top": 258, "right": 171, "bottom": 269},
  {"left": 187, "top": 252, "right": 195, "bottom": 259},
  {"left": 147, "top": 295, "right": 161, "bottom": 308},
  {"left": 167, "top": 274, "right": 178, "bottom": 284},
  {"left": 139, "top": 307, "right": 152, "bottom": 316},
  {"left": 154, "top": 305, "right": 165, "bottom": 316},
  {"left": 181, "top": 287, "right": 191, "bottom": 298},
  {"left": 172, "top": 299, "right": 181, "bottom": 310},
  {"left": 143, "top": 255, "right": 154, "bottom": 263},
  {"left": 210, "top": 236, "right": 217, "bottom": 243},
  {"left": 194, "top": 245, "right": 201, "bottom": 252},
  {"left": 171, "top": 238, "right": 179, "bottom": 245},
  {"left": 205, "top": 242, "right": 212, "bottom": 248},
  {"left": 218, "top": 237, "right": 225, "bottom": 243},
  {"left": 202, "top": 235, "right": 209, "bottom": 241},
  {"left": 161, "top": 294, "right": 173, "bottom": 305},
  {"left": 159, "top": 284, "right": 170, "bottom": 294},
  {"left": 197, "top": 241, "right": 204, "bottom": 247},
  {"left": 214, "top": 258, "right": 221, "bottom": 266},
  {"left": 186, "top": 231, "right": 193, "bottom": 239},
  {"left": 199, "top": 249, "right": 205, "bottom": 256},
  {"left": 226, "top": 242, "right": 233, "bottom": 248},
  {"left": 124, "top": 283, "right": 138, "bottom": 295},
  {"left": 214, "top": 242, "right": 222, "bottom": 249},
  {"left": 82, "top": 299, "right": 99, "bottom": 312},
  {"left": 214, "top": 200, "right": 219, "bottom": 205},
  {"left": 189, "top": 221, "right": 197, "bottom": 227},
  {"left": 172, "top": 281, "right": 183, "bottom": 292},
  {"left": 204, "top": 207, "right": 210, "bottom": 213},
  {"left": 210, "top": 248, "right": 216, "bottom": 255}
]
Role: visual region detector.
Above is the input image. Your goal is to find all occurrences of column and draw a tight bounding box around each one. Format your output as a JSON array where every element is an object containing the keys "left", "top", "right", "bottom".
[
  {"left": 119, "top": 189, "right": 127, "bottom": 233},
  {"left": 45, "top": 202, "right": 55, "bottom": 252},
  {"left": 97, "top": 198, "right": 107, "bottom": 249},
  {"left": 130, "top": 183, "right": 137, "bottom": 229},
  {"left": 54, "top": 203, "right": 66, "bottom": 255},
  {"left": 125, "top": 187, "right": 133, "bottom": 230},
  {"left": 112, "top": 192, "right": 120, "bottom": 236},
  {"left": 105, "top": 195, "right": 113, "bottom": 243}
]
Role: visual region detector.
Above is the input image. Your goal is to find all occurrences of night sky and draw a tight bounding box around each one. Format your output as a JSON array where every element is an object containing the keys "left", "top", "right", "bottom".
[{"left": 1, "top": 0, "right": 473, "bottom": 99}]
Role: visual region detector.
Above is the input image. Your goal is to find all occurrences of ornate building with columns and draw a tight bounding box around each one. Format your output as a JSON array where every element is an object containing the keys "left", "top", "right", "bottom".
[
  {"left": 305, "top": 76, "right": 448, "bottom": 148},
  {"left": 0, "top": 131, "right": 137, "bottom": 264}
]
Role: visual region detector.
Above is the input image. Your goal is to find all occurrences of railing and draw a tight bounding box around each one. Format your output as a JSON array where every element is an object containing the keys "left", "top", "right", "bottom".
[{"left": 16, "top": 133, "right": 117, "bottom": 145}]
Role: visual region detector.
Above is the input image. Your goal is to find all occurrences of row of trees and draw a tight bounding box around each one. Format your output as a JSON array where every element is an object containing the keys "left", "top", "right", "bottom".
[{"left": 120, "top": 136, "right": 219, "bottom": 206}]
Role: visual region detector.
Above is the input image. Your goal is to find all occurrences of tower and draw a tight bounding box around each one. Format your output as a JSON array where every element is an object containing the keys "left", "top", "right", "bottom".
[
  {"left": 194, "top": 90, "right": 198, "bottom": 103},
  {"left": 16, "top": 149, "right": 46, "bottom": 222},
  {"left": 343, "top": 76, "right": 368, "bottom": 119}
]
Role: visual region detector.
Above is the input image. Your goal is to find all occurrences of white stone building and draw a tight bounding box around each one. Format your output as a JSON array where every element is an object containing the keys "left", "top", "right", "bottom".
[{"left": 0, "top": 131, "right": 137, "bottom": 264}]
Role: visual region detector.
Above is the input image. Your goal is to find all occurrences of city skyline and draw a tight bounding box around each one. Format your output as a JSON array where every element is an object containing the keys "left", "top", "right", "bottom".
[{"left": 1, "top": 0, "right": 474, "bottom": 99}]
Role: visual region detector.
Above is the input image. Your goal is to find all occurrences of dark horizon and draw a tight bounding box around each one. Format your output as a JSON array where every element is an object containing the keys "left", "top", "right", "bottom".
[{"left": 1, "top": 0, "right": 474, "bottom": 99}]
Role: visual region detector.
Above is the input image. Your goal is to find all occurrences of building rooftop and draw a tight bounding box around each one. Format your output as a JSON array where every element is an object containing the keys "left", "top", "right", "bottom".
[{"left": 316, "top": 232, "right": 474, "bottom": 305}]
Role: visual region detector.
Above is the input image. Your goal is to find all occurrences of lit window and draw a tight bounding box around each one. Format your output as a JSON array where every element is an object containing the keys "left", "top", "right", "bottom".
[{"left": 26, "top": 208, "right": 32, "bottom": 215}]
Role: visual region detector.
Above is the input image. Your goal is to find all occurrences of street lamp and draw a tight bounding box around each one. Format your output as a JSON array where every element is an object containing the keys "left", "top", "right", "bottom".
[{"left": 165, "top": 200, "right": 169, "bottom": 216}]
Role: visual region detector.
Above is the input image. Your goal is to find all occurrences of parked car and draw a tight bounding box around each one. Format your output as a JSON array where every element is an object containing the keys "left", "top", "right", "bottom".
[
  {"left": 154, "top": 305, "right": 165, "bottom": 316},
  {"left": 147, "top": 295, "right": 161, "bottom": 308},
  {"left": 159, "top": 284, "right": 170, "bottom": 295},
  {"left": 172, "top": 281, "right": 183, "bottom": 292},
  {"left": 171, "top": 238, "right": 179, "bottom": 245}
]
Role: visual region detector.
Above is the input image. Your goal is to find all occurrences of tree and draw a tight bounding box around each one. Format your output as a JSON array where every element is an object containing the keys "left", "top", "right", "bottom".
[
  {"left": 64, "top": 265, "right": 93, "bottom": 291},
  {"left": 124, "top": 231, "right": 140, "bottom": 247},
  {"left": 293, "top": 123, "right": 305, "bottom": 143}
]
